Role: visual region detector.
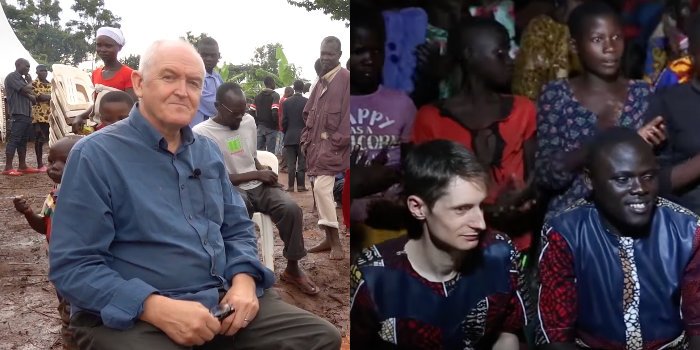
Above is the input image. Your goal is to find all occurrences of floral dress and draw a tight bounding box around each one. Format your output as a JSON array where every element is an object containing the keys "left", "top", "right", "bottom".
[{"left": 535, "top": 79, "right": 652, "bottom": 219}]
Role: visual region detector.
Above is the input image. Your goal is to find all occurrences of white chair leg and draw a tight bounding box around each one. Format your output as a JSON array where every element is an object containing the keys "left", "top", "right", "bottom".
[{"left": 261, "top": 215, "right": 275, "bottom": 272}]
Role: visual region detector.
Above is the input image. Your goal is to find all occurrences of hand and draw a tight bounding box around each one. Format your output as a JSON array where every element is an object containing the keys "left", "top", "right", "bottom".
[
  {"left": 13, "top": 196, "right": 31, "bottom": 215},
  {"left": 219, "top": 274, "right": 259, "bottom": 336},
  {"left": 638, "top": 116, "right": 666, "bottom": 146},
  {"left": 370, "top": 147, "right": 389, "bottom": 166},
  {"left": 28, "top": 94, "right": 37, "bottom": 104},
  {"left": 24, "top": 74, "right": 33, "bottom": 83},
  {"left": 71, "top": 117, "right": 86, "bottom": 134},
  {"left": 140, "top": 295, "right": 220, "bottom": 346},
  {"left": 256, "top": 170, "right": 278, "bottom": 185},
  {"left": 351, "top": 145, "right": 369, "bottom": 167}
]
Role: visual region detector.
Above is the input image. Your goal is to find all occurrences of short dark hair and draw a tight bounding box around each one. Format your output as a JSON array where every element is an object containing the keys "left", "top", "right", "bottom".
[
  {"left": 585, "top": 126, "right": 650, "bottom": 174},
  {"left": 322, "top": 36, "right": 342, "bottom": 51},
  {"left": 101, "top": 90, "right": 134, "bottom": 107},
  {"left": 216, "top": 82, "right": 244, "bottom": 102},
  {"left": 350, "top": 4, "right": 386, "bottom": 43},
  {"left": 568, "top": 1, "right": 621, "bottom": 40},
  {"left": 293, "top": 80, "right": 304, "bottom": 91},
  {"left": 314, "top": 58, "right": 322, "bottom": 76},
  {"left": 448, "top": 17, "right": 509, "bottom": 62},
  {"left": 403, "top": 140, "right": 489, "bottom": 239},
  {"left": 36, "top": 64, "right": 48, "bottom": 71},
  {"left": 197, "top": 37, "right": 219, "bottom": 50},
  {"left": 263, "top": 76, "right": 275, "bottom": 88},
  {"left": 15, "top": 58, "right": 28, "bottom": 67}
]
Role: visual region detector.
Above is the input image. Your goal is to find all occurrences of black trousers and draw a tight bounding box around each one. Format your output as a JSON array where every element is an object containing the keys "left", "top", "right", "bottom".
[{"left": 284, "top": 145, "right": 306, "bottom": 189}]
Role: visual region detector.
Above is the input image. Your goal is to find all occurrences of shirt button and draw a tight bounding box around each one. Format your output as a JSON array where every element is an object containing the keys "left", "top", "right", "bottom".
[
  {"left": 188, "top": 215, "right": 193, "bottom": 220},
  {"left": 203, "top": 240, "right": 208, "bottom": 245},
  {"left": 180, "top": 184, "right": 185, "bottom": 190}
]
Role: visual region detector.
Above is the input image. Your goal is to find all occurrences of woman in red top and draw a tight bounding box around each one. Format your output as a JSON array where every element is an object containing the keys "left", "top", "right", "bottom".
[
  {"left": 72, "top": 27, "right": 136, "bottom": 133},
  {"left": 412, "top": 17, "right": 538, "bottom": 252}
]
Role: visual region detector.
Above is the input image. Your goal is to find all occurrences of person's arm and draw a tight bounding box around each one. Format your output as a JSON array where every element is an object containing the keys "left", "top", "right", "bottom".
[
  {"left": 48, "top": 148, "right": 158, "bottom": 330},
  {"left": 227, "top": 159, "right": 276, "bottom": 186},
  {"left": 536, "top": 229, "right": 578, "bottom": 350},
  {"left": 249, "top": 99, "right": 257, "bottom": 118},
  {"left": 494, "top": 241, "right": 527, "bottom": 350},
  {"left": 71, "top": 105, "right": 95, "bottom": 133},
  {"left": 492, "top": 332, "right": 519, "bottom": 350},
  {"left": 271, "top": 92, "right": 280, "bottom": 128},
  {"left": 350, "top": 263, "right": 383, "bottom": 348},
  {"left": 217, "top": 154, "right": 275, "bottom": 295},
  {"left": 12, "top": 197, "right": 46, "bottom": 235},
  {"left": 534, "top": 84, "right": 582, "bottom": 191},
  {"left": 328, "top": 81, "right": 351, "bottom": 149},
  {"left": 282, "top": 100, "right": 289, "bottom": 133},
  {"left": 681, "top": 224, "right": 700, "bottom": 349}
]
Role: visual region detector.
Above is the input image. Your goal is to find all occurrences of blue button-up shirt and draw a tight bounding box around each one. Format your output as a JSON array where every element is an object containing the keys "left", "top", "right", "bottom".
[
  {"left": 190, "top": 71, "right": 223, "bottom": 127},
  {"left": 49, "top": 105, "right": 275, "bottom": 330}
]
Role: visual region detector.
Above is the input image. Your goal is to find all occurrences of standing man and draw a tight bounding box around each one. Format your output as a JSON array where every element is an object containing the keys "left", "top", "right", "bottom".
[
  {"left": 250, "top": 76, "right": 280, "bottom": 152},
  {"left": 190, "top": 36, "right": 223, "bottom": 128},
  {"left": 277, "top": 86, "right": 294, "bottom": 172},
  {"left": 49, "top": 39, "right": 340, "bottom": 350},
  {"left": 3, "top": 58, "right": 39, "bottom": 176},
  {"left": 301, "top": 36, "right": 350, "bottom": 260},
  {"left": 536, "top": 127, "right": 700, "bottom": 349},
  {"left": 31, "top": 64, "right": 52, "bottom": 171},
  {"left": 283, "top": 80, "right": 309, "bottom": 192}
]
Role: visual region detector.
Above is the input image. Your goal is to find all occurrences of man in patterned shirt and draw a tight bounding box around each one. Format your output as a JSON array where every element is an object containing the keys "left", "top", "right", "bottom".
[
  {"left": 351, "top": 140, "right": 525, "bottom": 349},
  {"left": 31, "top": 64, "right": 52, "bottom": 171},
  {"left": 536, "top": 127, "right": 700, "bottom": 350}
]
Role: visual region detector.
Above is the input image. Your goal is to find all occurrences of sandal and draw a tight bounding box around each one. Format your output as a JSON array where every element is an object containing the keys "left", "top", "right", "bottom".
[
  {"left": 1, "top": 169, "right": 23, "bottom": 176},
  {"left": 280, "top": 271, "right": 320, "bottom": 296},
  {"left": 18, "top": 167, "right": 41, "bottom": 174}
]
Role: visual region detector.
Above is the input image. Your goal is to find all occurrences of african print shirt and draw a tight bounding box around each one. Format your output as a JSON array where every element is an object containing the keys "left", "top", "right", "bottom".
[
  {"left": 351, "top": 233, "right": 527, "bottom": 349},
  {"left": 31, "top": 80, "right": 52, "bottom": 124},
  {"left": 536, "top": 198, "right": 700, "bottom": 349}
]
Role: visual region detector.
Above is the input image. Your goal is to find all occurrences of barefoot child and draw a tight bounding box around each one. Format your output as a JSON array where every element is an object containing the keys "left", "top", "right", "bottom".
[{"left": 12, "top": 135, "right": 82, "bottom": 349}]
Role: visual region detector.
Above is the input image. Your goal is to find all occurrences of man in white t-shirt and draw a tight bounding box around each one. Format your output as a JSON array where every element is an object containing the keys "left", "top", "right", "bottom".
[{"left": 193, "top": 82, "right": 320, "bottom": 296}]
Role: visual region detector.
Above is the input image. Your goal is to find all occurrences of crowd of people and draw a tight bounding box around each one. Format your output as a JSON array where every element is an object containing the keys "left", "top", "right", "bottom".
[
  {"left": 4, "top": 24, "right": 348, "bottom": 349},
  {"left": 350, "top": 0, "right": 700, "bottom": 349}
]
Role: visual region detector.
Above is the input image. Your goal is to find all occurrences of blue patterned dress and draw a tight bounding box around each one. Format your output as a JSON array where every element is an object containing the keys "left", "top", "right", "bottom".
[{"left": 535, "top": 79, "right": 652, "bottom": 219}]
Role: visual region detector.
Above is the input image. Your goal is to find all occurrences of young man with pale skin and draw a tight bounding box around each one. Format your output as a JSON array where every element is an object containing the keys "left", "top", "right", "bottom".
[
  {"left": 49, "top": 39, "right": 340, "bottom": 350},
  {"left": 351, "top": 140, "right": 525, "bottom": 349}
]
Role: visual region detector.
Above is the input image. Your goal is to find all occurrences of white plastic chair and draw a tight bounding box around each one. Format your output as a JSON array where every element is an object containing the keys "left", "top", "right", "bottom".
[{"left": 252, "top": 151, "right": 278, "bottom": 271}]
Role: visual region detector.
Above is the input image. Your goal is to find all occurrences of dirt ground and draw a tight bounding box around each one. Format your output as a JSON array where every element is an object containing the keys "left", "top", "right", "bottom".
[{"left": 0, "top": 143, "right": 349, "bottom": 350}]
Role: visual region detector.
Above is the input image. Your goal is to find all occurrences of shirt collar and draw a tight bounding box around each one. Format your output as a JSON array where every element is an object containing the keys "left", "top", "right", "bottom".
[
  {"left": 322, "top": 63, "right": 342, "bottom": 83},
  {"left": 128, "top": 103, "right": 196, "bottom": 151}
]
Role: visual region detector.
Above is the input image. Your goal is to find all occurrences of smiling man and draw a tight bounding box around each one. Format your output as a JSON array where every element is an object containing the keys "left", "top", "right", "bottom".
[
  {"left": 536, "top": 127, "right": 700, "bottom": 350},
  {"left": 351, "top": 140, "right": 525, "bottom": 349}
]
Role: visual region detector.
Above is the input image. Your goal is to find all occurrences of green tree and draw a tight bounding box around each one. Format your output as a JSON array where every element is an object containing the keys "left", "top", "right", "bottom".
[
  {"left": 287, "top": 0, "right": 348, "bottom": 26},
  {"left": 181, "top": 31, "right": 209, "bottom": 48},
  {"left": 120, "top": 54, "right": 140, "bottom": 70}
]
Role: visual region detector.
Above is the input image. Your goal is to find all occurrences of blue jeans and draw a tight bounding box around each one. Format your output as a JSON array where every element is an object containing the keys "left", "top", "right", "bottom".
[{"left": 257, "top": 125, "right": 278, "bottom": 152}]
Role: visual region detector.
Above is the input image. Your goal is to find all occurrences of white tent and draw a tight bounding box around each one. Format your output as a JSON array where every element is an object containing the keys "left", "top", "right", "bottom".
[{"left": 1, "top": 5, "right": 41, "bottom": 141}]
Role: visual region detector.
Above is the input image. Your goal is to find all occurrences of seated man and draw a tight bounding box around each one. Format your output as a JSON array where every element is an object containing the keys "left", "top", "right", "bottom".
[
  {"left": 536, "top": 127, "right": 700, "bottom": 350},
  {"left": 49, "top": 39, "right": 339, "bottom": 350},
  {"left": 193, "top": 82, "right": 320, "bottom": 296},
  {"left": 351, "top": 140, "right": 525, "bottom": 349}
]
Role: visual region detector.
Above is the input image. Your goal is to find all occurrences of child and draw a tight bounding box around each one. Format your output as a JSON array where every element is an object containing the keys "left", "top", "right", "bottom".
[
  {"left": 13, "top": 135, "right": 82, "bottom": 350},
  {"left": 95, "top": 90, "right": 133, "bottom": 130}
]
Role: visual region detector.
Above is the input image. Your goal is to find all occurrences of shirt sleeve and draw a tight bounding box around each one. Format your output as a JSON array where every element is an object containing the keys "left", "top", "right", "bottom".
[
  {"left": 502, "top": 247, "right": 527, "bottom": 333},
  {"left": 271, "top": 92, "right": 280, "bottom": 110},
  {"left": 329, "top": 77, "right": 351, "bottom": 149},
  {"left": 411, "top": 105, "right": 437, "bottom": 144},
  {"left": 49, "top": 147, "right": 158, "bottom": 330},
  {"left": 520, "top": 97, "right": 537, "bottom": 141},
  {"left": 534, "top": 83, "right": 577, "bottom": 191},
  {"left": 5, "top": 72, "right": 28, "bottom": 93},
  {"left": 682, "top": 224, "right": 700, "bottom": 336},
  {"left": 643, "top": 92, "right": 674, "bottom": 195},
  {"left": 536, "top": 228, "right": 577, "bottom": 345},
  {"left": 350, "top": 264, "right": 382, "bottom": 348}
]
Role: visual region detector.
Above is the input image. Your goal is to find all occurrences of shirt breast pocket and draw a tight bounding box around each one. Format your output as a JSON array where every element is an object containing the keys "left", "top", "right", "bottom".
[
  {"left": 324, "top": 108, "right": 342, "bottom": 132},
  {"left": 201, "top": 179, "right": 224, "bottom": 223}
]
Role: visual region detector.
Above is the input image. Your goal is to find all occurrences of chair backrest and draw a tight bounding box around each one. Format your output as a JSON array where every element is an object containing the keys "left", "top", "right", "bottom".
[{"left": 256, "top": 150, "right": 279, "bottom": 174}]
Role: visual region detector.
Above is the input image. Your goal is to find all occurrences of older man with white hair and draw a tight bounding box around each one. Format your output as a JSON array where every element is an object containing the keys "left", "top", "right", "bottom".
[{"left": 49, "top": 39, "right": 341, "bottom": 350}]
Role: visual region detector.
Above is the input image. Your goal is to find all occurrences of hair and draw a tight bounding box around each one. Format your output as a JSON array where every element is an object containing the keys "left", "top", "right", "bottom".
[
  {"left": 293, "top": 80, "right": 304, "bottom": 91},
  {"left": 139, "top": 39, "right": 204, "bottom": 80},
  {"left": 448, "top": 17, "right": 509, "bottom": 63},
  {"left": 284, "top": 86, "right": 294, "bottom": 97},
  {"left": 100, "top": 90, "right": 134, "bottom": 107},
  {"left": 567, "top": 1, "right": 621, "bottom": 40},
  {"left": 15, "top": 58, "right": 28, "bottom": 67},
  {"left": 585, "top": 126, "right": 651, "bottom": 174},
  {"left": 52, "top": 134, "right": 83, "bottom": 153},
  {"left": 197, "top": 36, "right": 219, "bottom": 50},
  {"left": 350, "top": 3, "right": 386, "bottom": 43},
  {"left": 263, "top": 76, "right": 275, "bottom": 88},
  {"left": 314, "top": 58, "right": 322, "bottom": 76},
  {"left": 403, "top": 140, "right": 489, "bottom": 239},
  {"left": 35, "top": 64, "right": 47, "bottom": 71},
  {"left": 322, "top": 36, "right": 342, "bottom": 51},
  {"left": 688, "top": 12, "right": 700, "bottom": 52},
  {"left": 216, "top": 82, "right": 245, "bottom": 102}
]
